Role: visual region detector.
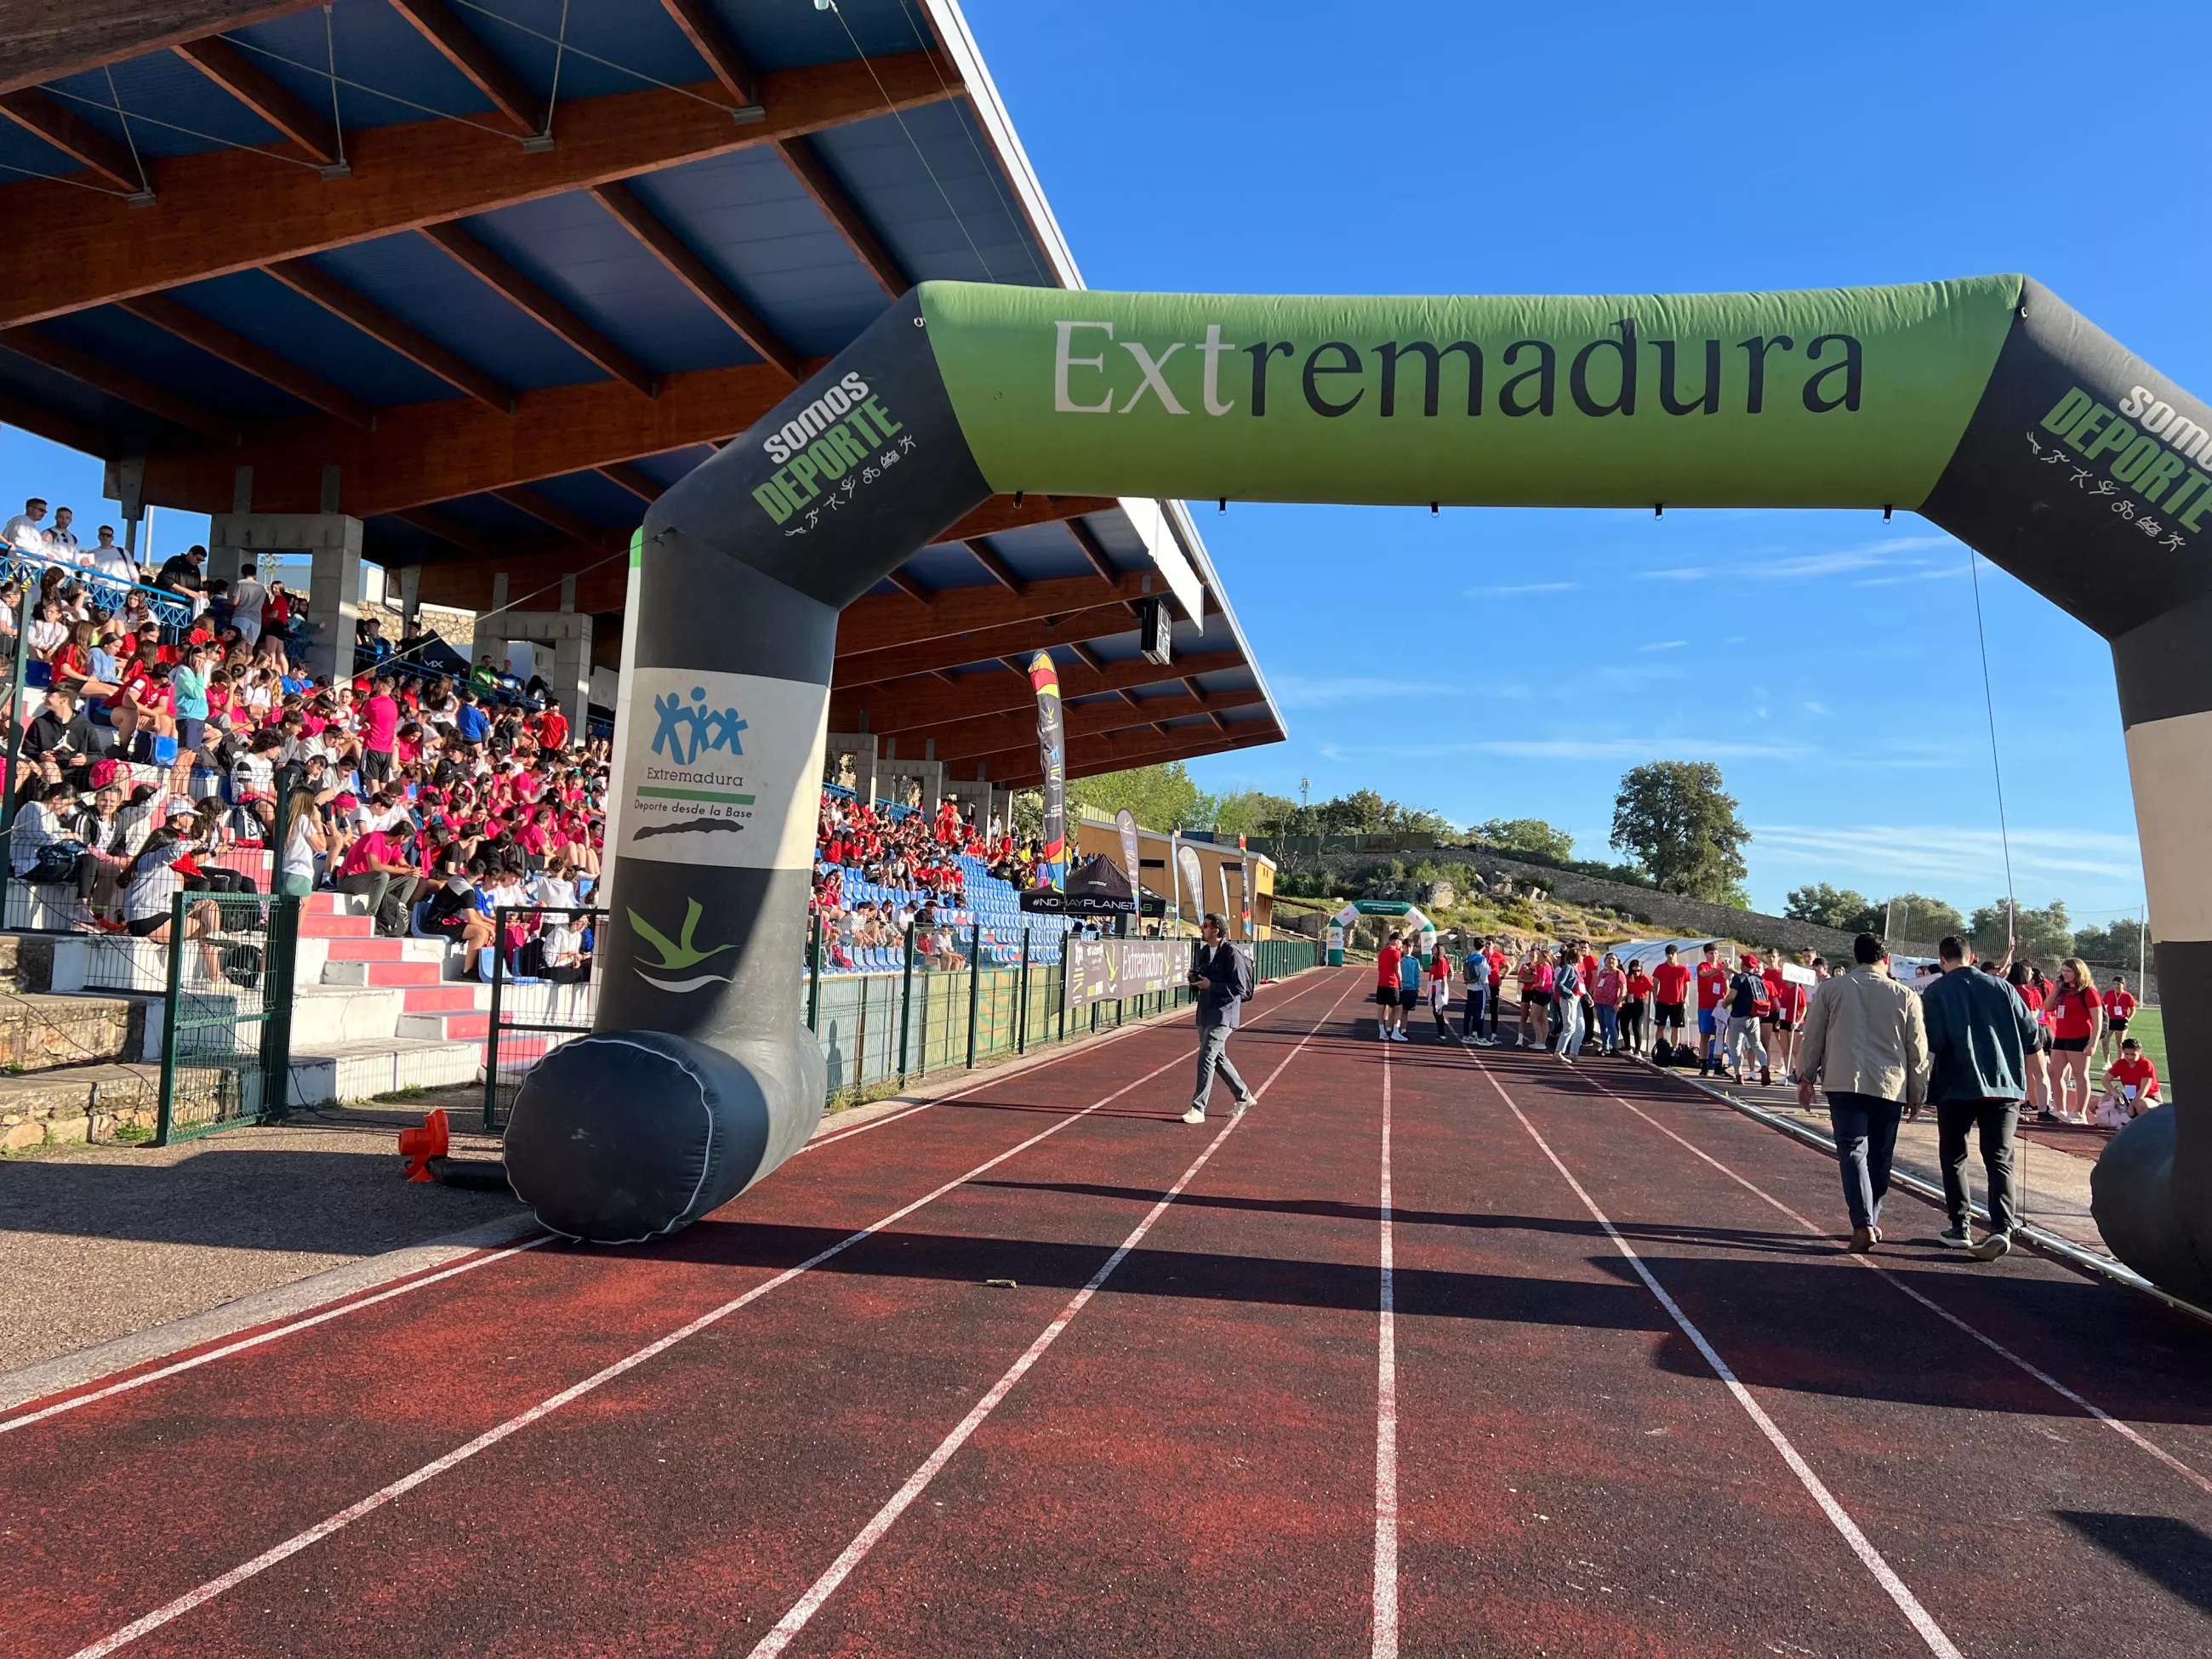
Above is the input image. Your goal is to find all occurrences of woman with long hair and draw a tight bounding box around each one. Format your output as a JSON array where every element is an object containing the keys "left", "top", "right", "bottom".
[
  {"left": 277, "top": 785, "right": 325, "bottom": 898},
  {"left": 2005, "top": 961, "right": 2049, "bottom": 1112},
  {"left": 2044, "top": 957, "right": 2105, "bottom": 1123},
  {"left": 1519, "top": 940, "right": 1554, "bottom": 1050},
  {"left": 119, "top": 821, "right": 226, "bottom": 980}
]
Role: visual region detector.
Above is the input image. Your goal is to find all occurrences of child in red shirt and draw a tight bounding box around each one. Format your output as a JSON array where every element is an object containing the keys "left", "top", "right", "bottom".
[{"left": 2099, "top": 1039, "right": 2159, "bottom": 1124}]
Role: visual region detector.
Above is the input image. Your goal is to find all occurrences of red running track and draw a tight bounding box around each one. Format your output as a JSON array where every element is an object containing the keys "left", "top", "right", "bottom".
[{"left": 4, "top": 966, "right": 2210, "bottom": 1657}]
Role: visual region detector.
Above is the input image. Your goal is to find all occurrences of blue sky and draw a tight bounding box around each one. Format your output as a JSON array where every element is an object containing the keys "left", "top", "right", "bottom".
[
  {"left": 4, "top": 1, "right": 2196, "bottom": 927},
  {"left": 957, "top": 0, "right": 2211, "bottom": 925}
]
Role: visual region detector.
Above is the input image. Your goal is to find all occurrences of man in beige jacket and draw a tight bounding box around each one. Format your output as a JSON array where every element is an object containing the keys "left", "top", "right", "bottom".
[{"left": 1794, "top": 933, "right": 1930, "bottom": 1252}]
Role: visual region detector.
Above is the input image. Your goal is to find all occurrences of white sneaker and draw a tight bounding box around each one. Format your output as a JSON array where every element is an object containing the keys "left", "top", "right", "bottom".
[
  {"left": 1232, "top": 1096, "right": 1252, "bottom": 1120},
  {"left": 1181, "top": 1105, "right": 1206, "bottom": 1125},
  {"left": 1390, "top": 1029, "right": 1408, "bottom": 1042}
]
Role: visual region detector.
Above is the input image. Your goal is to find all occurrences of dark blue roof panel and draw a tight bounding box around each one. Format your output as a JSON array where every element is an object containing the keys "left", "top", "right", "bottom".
[
  {"left": 309, "top": 231, "right": 609, "bottom": 391},
  {"left": 35, "top": 308, "right": 317, "bottom": 423},
  {"left": 528, "top": 470, "right": 650, "bottom": 527},
  {"left": 463, "top": 191, "right": 766, "bottom": 374},
  {"left": 167, "top": 271, "right": 464, "bottom": 408}
]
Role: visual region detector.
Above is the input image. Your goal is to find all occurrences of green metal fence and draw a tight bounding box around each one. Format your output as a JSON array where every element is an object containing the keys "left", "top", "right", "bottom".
[{"left": 155, "top": 889, "right": 299, "bottom": 1144}]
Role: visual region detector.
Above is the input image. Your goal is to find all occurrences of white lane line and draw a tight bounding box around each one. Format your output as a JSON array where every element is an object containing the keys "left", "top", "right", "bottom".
[
  {"left": 6, "top": 985, "right": 1271, "bottom": 1440},
  {"left": 1371, "top": 1043, "right": 1399, "bottom": 1659},
  {"left": 744, "top": 977, "right": 1362, "bottom": 1659},
  {"left": 0, "top": 1237, "right": 553, "bottom": 1438},
  {"left": 1471, "top": 1054, "right": 1964, "bottom": 1659},
  {"left": 1582, "top": 1070, "right": 2212, "bottom": 1501},
  {"left": 61, "top": 1044, "right": 1206, "bottom": 1659}
]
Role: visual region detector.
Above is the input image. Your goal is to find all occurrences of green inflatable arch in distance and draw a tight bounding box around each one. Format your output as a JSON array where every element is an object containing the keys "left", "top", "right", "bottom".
[
  {"left": 1326, "top": 899, "right": 1436, "bottom": 967},
  {"left": 505, "top": 275, "right": 2212, "bottom": 1311}
]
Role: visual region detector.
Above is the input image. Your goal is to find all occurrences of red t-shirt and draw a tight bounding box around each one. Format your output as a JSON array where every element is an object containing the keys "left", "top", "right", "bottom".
[
  {"left": 1376, "top": 944, "right": 1401, "bottom": 988},
  {"left": 1695, "top": 961, "right": 1729, "bottom": 1010},
  {"left": 2109, "top": 1054, "right": 2159, "bottom": 1098},
  {"left": 363, "top": 693, "right": 400, "bottom": 751},
  {"left": 1652, "top": 962, "right": 1691, "bottom": 1005},
  {"left": 2107, "top": 989, "right": 2137, "bottom": 1021},
  {"left": 1625, "top": 968, "right": 1655, "bottom": 1000},
  {"left": 2050, "top": 984, "right": 2101, "bottom": 1040},
  {"left": 1769, "top": 977, "right": 1806, "bottom": 1020},
  {"left": 1485, "top": 948, "right": 1508, "bottom": 987}
]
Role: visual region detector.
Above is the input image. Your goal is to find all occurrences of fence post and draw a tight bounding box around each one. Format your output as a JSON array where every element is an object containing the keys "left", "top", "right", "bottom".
[
  {"left": 153, "top": 889, "right": 188, "bottom": 1147},
  {"left": 1016, "top": 928, "right": 1030, "bottom": 1055},
  {"left": 897, "top": 920, "right": 916, "bottom": 1084},
  {"left": 807, "top": 912, "right": 824, "bottom": 1033},
  {"left": 1059, "top": 944, "right": 1069, "bottom": 1043},
  {"left": 965, "top": 919, "right": 982, "bottom": 1069},
  {"left": 482, "top": 905, "right": 510, "bottom": 1132}
]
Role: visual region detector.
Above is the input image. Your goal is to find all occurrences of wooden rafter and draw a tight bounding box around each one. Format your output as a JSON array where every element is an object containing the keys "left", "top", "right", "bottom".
[
  {"left": 961, "top": 539, "right": 1025, "bottom": 595},
  {"left": 0, "top": 386, "right": 107, "bottom": 457},
  {"left": 421, "top": 223, "right": 655, "bottom": 397},
  {"left": 490, "top": 486, "right": 607, "bottom": 547},
  {"left": 830, "top": 649, "right": 1244, "bottom": 736},
  {"left": 835, "top": 571, "right": 1148, "bottom": 660},
  {"left": 1, "top": 3, "right": 323, "bottom": 100},
  {"left": 0, "top": 51, "right": 961, "bottom": 331},
  {"left": 0, "top": 89, "right": 144, "bottom": 192},
  {"left": 772, "top": 137, "right": 906, "bottom": 299},
  {"left": 388, "top": 0, "right": 541, "bottom": 137},
  {"left": 118, "top": 293, "right": 374, "bottom": 426},
  {"left": 657, "top": 0, "right": 755, "bottom": 107},
  {"left": 990, "top": 727, "right": 1275, "bottom": 788},
  {"left": 1064, "top": 516, "right": 1120, "bottom": 584},
  {"left": 172, "top": 35, "right": 337, "bottom": 162},
  {"left": 596, "top": 462, "right": 663, "bottom": 503},
  {"left": 0, "top": 327, "right": 232, "bottom": 441},
  {"left": 264, "top": 259, "right": 514, "bottom": 413},
  {"left": 884, "top": 568, "right": 934, "bottom": 604},
  {"left": 589, "top": 182, "right": 801, "bottom": 379},
  {"left": 909, "top": 689, "right": 1266, "bottom": 767},
  {"left": 835, "top": 599, "right": 1140, "bottom": 687}
]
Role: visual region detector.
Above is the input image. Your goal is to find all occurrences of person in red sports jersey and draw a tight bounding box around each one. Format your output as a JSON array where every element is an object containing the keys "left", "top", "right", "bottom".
[
  {"left": 1650, "top": 943, "right": 1692, "bottom": 1060},
  {"left": 2099, "top": 973, "right": 2137, "bottom": 1063},
  {"left": 1693, "top": 941, "right": 1730, "bottom": 1075},
  {"left": 1374, "top": 932, "right": 1405, "bottom": 1042},
  {"left": 2100, "top": 1038, "right": 2159, "bottom": 1123},
  {"left": 2041, "top": 957, "right": 2104, "bottom": 1124},
  {"left": 1621, "top": 957, "right": 1655, "bottom": 1056}
]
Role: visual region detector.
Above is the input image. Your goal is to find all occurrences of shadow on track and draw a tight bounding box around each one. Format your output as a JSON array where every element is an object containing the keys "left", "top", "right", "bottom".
[{"left": 2054, "top": 1512, "right": 2212, "bottom": 1616}]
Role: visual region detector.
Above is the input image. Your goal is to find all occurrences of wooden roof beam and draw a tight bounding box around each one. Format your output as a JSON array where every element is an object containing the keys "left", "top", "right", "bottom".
[
  {"left": 0, "top": 51, "right": 961, "bottom": 331},
  {"left": 422, "top": 222, "right": 655, "bottom": 397},
  {"left": 835, "top": 570, "right": 1152, "bottom": 660},
  {"left": 885, "top": 568, "right": 934, "bottom": 605},
  {"left": 0, "top": 90, "right": 144, "bottom": 193},
  {"left": 118, "top": 293, "right": 374, "bottom": 426},
  {"left": 657, "top": 0, "right": 756, "bottom": 108},
  {"left": 172, "top": 35, "right": 337, "bottom": 163},
  {"left": 1, "top": 3, "right": 324, "bottom": 99},
  {"left": 985, "top": 727, "right": 1275, "bottom": 787},
  {"left": 907, "top": 689, "right": 1267, "bottom": 767},
  {"left": 1064, "top": 516, "right": 1120, "bottom": 585},
  {"left": 389, "top": 0, "right": 542, "bottom": 137},
  {"left": 830, "top": 649, "right": 1243, "bottom": 735},
  {"left": 961, "top": 538, "right": 1024, "bottom": 595},
  {"left": 0, "top": 327, "right": 233, "bottom": 441},
  {"left": 589, "top": 182, "right": 801, "bottom": 379},
  {"left": 263, "top": 259, "right": 513, "bottom": 413},
  {"left": 772, "top": 136, "right": 906, "bottom": 299},
  {"left": 834, "top": 599, "right": 1140, "bottom": 687},
  {"left": 489, "top": 486, "right": 610, "bottom": 547},
  {"left": 596, "top": 462, "right": 663, "bottom": 504}
]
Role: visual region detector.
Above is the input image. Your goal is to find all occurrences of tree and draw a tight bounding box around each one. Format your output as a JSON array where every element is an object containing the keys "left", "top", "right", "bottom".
[
  {"left": 1878, "top": 892, "right": 1965, "bottom": 944},
  {"left": 1317, "top": 789, "right": 1391, "bottom": 834},
  {"left": 2073, "top": 915, "right": 2146, "bottom": 966},
  {"left": 1207, "top": 790, "right": 1299, "bottom": 837},
  {"left": 1068, "top": 762, "right": 1201, "bottom": 830},
  {"left": 1473, "top": 818, "right": 1576, "bottom": 862},
  {"left": 1785, "top": 882, "right": 1878, "bottom": 932},
  {"left": 1610, "top": 761, "right": 1750, "bottom": 902},
  {"left": 1968, "top": 898, "right": 2074, "bottom": 965}
]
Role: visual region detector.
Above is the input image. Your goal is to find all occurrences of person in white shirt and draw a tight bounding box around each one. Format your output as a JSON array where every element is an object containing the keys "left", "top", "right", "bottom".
[
  {"left": 44, "top": 506, "right": 82, "bottom": 566},
  {"left": 84, "top": 524, "right": 134, "bottom": 583},
  {"left": 2, "top": 499, "right": 48, "bottom": 555},
  {"left": 230, "top": 563, "right": 269, "bottom": 648}
]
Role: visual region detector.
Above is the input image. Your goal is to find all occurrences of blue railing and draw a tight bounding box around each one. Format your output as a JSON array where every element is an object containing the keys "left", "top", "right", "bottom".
[{"left": 3, "top": 551, "right": 193, "bottom": 631}]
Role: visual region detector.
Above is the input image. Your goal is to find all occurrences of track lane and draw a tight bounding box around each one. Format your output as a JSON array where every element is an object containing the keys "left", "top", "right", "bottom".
[
  {"left": 37, "top": 977, "right": 1343, "bottom": 1658},
  {"left": 1481, "top": 1045, "right": 2212, "bottom": 1656}
]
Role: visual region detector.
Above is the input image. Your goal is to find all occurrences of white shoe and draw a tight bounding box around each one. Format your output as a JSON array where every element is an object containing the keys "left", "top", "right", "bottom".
[
  {"left": 1390, "top": 1029, "right": 1408, "bottom": 1042},
  {"left": 1181, "top": 1106, "right": 1206, "bottom": 1125},
  {"left": 1232, "top": 1096, "right": 1252, "bottom": 1120}
]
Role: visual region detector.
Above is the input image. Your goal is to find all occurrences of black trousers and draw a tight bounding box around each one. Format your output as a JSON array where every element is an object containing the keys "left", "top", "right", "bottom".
[{"left": 1936, "top": 1097, "right": 2020, "bottom": 1235}]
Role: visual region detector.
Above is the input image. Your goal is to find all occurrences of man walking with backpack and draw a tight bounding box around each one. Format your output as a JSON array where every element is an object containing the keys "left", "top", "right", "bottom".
[
  {"left": 1183, "top": 912, "right": 1257, "bottom": 1125},
  {"left": 1724, "top": 952, "right": 1773, "bottom": 1086}
]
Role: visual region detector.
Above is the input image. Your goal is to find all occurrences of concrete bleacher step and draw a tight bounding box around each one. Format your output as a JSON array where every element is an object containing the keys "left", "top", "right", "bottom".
[{"left": 287, "top": 1038, "right": 485, "bottom": 1108}]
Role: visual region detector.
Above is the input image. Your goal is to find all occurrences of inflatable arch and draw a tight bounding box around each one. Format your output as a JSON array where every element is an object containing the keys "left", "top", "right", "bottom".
[
  {"left": 505, "top": 276, "right": 2212, "bottom": 1304},
  {"left": 1325, "top": 899, "right": 1436, "bottom": 966}
]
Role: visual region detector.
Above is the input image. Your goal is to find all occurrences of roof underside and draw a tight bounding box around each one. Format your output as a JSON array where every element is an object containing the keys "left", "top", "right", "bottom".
[{"left": 0, "top": 0, "right": 1281, "bottom": 785}]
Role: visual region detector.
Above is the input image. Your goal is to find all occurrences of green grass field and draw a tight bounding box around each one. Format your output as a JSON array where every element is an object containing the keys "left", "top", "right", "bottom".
[{"left": 2125, "top": 1006, "right": 2169, "bottom": 1081}]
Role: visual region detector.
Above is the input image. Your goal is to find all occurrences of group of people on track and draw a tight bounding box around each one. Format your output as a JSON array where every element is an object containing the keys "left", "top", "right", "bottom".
[{"left": 1361, "top": 924, "right": 2163, "bottom": 1261}]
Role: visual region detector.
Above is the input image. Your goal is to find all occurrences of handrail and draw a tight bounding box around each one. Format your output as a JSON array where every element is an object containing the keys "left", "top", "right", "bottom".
[{"left": 1, "top": 550, "right": 194, "bottom": 630}]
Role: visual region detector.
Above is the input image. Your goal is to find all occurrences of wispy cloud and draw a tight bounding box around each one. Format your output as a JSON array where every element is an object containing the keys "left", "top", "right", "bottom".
[
  {"left": 1272, "top": 675, "right": 1456, "bottom": 710},
  {"left": 1753, "top": 823, "right": 2142, "bottom": 888},
  {"left": 1326, "top": 736, "right": 1810, "bottom": 762},
  {"left": 1802, "top": 701, "right": 1829, "bottom": 716},
  {"left": 1633, "top": 534, "right": 1961, "bottom": 585},
  {"left": 1637, "top": 639, "right": 1688, "bottom": 652},
  {"left": 1464, "top": 580, "right": 1577, "bottom": 597}
]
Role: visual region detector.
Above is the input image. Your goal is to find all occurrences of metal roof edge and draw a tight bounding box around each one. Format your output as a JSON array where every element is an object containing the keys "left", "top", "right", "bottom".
[{"left": 919, "top": 0, "right": 1086, "bottom": 292}]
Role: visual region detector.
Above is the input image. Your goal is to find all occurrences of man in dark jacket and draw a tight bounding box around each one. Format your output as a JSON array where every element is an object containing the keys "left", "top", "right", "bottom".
[
  {"left": 21, "top": 686, "right": 98, "bottom": 778},
  {"left": 1920, "top": 933, "right": 2042, "bottom": 1261},
  {"left": 1183, "top": 913, "right": 1256, "bottom": 1126}
]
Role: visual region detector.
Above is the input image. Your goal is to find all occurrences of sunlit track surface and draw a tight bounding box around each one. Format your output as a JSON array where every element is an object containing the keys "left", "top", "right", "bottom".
[{"left": 4, "top": 970, "right": 2208, "bottom": 1658}]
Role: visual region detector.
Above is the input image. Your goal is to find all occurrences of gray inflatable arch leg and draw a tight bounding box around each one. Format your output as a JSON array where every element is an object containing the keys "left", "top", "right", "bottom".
[{"left": 505, "top": 294, "right": 990, "bottom": 1242}]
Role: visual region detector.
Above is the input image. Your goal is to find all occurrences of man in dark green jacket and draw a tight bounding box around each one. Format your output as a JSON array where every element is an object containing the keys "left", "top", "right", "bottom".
[{"left": 1919, "top": 934, "right": 2042, "bottom": 1261}]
